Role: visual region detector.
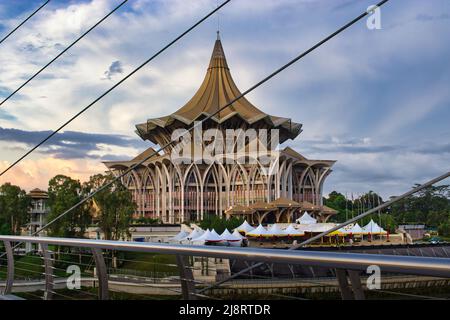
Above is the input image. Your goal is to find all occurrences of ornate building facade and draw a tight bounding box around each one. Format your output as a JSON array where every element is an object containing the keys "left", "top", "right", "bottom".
[{"left": 104, "top": 36, "right": 336, "bottom": 224}]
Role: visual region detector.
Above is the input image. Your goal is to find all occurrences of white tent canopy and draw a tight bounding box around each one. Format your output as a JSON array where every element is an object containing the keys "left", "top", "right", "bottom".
[
  {"left": 283, "top": 224, "right": 304, "bottom": 236},
  {"left": 206, "top": 229, "right": 224, "bottom": 242},
  {"left": 267, "top": 224, "right": 286, "bottom": 236},
  {"left": 363, "top": 219, "right": 386, "bottom": 234},
  {"left": 183, "top": 228, "right": 204, "bottom": 241},
  {"left": 296, "top": 223, "right": 336, "bottom": 233},
  {"left": 235, "top": 220, "right": 254, "bottom": 233},
  {"left": 192, "top": 229, "right": 223, "bottom": 243},
  {"left": 296, "top": 212, "right": 317, "bottom": 224},
  {"left": 220, "top": 229, "right": 242, "bottom": 242},
  {"left": 349, "top": 223, "right": 364, "bottom": 234},
  {"left": 247, "top": 224, "right": 269, "bottom": 237},
  {"left": 337, "top": 224, "right": 353, "bottom": 235},
  {"left": 187, "top": 228, "right": 205, "bottom": 240},
  {"left": 232, "top": 229, "right": 245, "bottom": 239},
  {"left": 172, "top": 230, "right": 189, "bottom": 242},
  {"left": 337, "top": 227, "right": 351, "bottom": 234}
]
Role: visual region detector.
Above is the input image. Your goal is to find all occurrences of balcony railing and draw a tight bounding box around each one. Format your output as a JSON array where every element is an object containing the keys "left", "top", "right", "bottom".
[{"left": 1, "top": 235, "right": 450, "bottom": 300}]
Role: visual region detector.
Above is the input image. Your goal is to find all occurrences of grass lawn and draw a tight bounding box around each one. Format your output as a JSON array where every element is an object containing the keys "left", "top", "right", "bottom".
[
  {"left": 0, "top": 251, "right": 95, "bottom": 280},
  {"left": 0, "top": 250, "right": 179, "bottom": 280},
  {"left": 0, "top": 254, "right": 44, "bottom": 280},
  {"left": 15, "top": 287, "right": 180, "bottom": 300}
]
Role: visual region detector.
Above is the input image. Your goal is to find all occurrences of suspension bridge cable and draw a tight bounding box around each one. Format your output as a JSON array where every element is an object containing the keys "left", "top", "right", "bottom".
[
  {"left": 0, "top": 0, "right": 50, "bottom": 46},
  {"left": 28, "top": 0, "right": 392, "bottom": 243},
  {"left": 0, "top": 0, "right": 129, "bottom": 107},
  {"left": 0, "top": 0, "right": 231, "bottom": 177}
]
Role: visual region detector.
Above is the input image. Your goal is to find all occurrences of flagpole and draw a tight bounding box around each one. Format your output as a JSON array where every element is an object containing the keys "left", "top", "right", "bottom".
[
  {"left": 351, "top": 192, "right": 354, "bottom": 219},
  {"left": 345, "top": 191, "right": 348, "bottom": 221}
]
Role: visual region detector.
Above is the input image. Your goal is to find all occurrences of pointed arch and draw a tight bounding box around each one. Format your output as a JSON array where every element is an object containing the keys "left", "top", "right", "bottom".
[
  {"left": 141, "top": 166, "right": 157, "bottom": 218},
  {"left": 248, "top": 164, "right": 267, "bottom": 203},
  {"left": 202, "top": 164, "right": 220, "bottom": 218},
  {"left": 183, "top": 163, "right": 202, "bottom": 221},
  {"left": 124, "top": 170, "right": 141, "bottom": 217},
  {"left": 229, "top": 163, "right": 249, "bottom": 206}
]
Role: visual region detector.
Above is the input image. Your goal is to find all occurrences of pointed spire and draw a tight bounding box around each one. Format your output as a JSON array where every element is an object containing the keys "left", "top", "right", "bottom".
[
  {"left": 135, "top": 35, "right": 302, "bottom": 145},
  {"left": 208, "top": 33, "right": 228, "bottom": 70}
]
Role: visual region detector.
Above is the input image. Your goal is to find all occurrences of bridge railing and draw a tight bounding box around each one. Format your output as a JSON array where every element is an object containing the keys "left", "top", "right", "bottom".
[{"left": 1, "top": 235, "right": 450, "bottom": 300}]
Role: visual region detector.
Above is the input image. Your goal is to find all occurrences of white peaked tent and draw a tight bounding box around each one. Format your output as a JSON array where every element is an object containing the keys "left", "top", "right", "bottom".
[
  {"left": 171, "top": 230, "right": 189, "bottom": 242},
  {"left": 267, "top": 224, "right": 286, "bottom": 236},
  {"left": 232, "top": 229, "right": 245, "bottom": 239},
  {"left": 297, "top": 212, "right": 317, "bottom": 224},
  {"left": 191, "top": 229, "right": 211, "bottom": 244},
  {"left": 236, "top": 220, "right": 254, "bottom": 233},
  {"left": 336, "top": 224, "right": 353, "bottom": 235},
  {"left": 183, "top": 228, "right": 204, "bottom": 241},
  {"left": 246, "top": 224, "right": 269, "bottom": 237},
  {"left": 221, "top": 229, "right": 243, "bottom": 247},
  {"left": 363, "top": 219, "right": 386, "bottom": 234},
  {"left": 349, "top": 223, "right": 364, "bottom": 234},
  {"left": 300, "top": 223, "right": 336, "bottom": 233},
  {"left": 220, "top": 229, "right": 241, "bottom": 242},
  {"left": 205, "top": 229, "right": 224, "bottom": 242},
  {"left": 337, "top": 227, "right": 350, "bottom": 235},
  {"left": 284, "top": 224, "right": 304, "bottom": 236}
]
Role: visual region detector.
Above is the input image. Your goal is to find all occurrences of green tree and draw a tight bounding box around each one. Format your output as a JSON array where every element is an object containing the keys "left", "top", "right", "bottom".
[
  {"left": 390, "top": 185, "right": 450, "bottom": 227},
  {"left": 0, "top": 183, "right": 31, "bottom": 235},
  {"left": 324, "top": 190, "right": 399, "bottom": 231},
  {"left": 47, "top": 175, "right": 91, "bottom": 238},
  {"left": 323, "top": 191, "right": 351, "bottom": 222},
  {"left": 85, "top": 173, "right": 136, "bottom": 241},
  {"left": 132, "top": 217, "right": 160, "bottom": 225},
  {"left": 438, "top": 217, "right": 450, "bottom": 237},
  {"left": 199, "top": 215, "right": 244, "bottom": 234}
]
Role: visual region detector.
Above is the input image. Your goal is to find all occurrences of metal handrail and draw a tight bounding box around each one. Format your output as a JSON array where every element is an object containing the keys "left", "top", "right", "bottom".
[{"left": 2, "top": 235, "right": 450, "bottom": 278}]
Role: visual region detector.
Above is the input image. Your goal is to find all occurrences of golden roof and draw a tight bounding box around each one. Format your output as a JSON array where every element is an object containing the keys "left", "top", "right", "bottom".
[
  {"left": 269, "top": 197, "right": 301, "bottom": 208},
  {"left": 300, "top": 201, "right": 321, "bottom": 211},
  {"left": 282, "top": 147, "right": 307, "bottom": 161},
  {"left": 135, "top": 35, "right": 302, "bottom": 144},
  {"left": 131, "top": 147, "right": 159, "bottom": 161},
  {"left": 249, "top": 201, "right": 277, "bottom": 211},
  {"left": 224, "top": 204, "right": 254, "bottom": 214},
  {"left": 320, "top": 205, "right": 338, "bottom": 214}
]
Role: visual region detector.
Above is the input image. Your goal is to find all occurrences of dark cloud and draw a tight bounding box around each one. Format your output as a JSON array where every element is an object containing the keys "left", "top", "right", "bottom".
[
  {"left": 414, "top": 142, "right": 450, "bottom": 155},
  {"left": 292, "top": 136, "right": 450, "bottom": 156},
  {"left": 333, "top": 163, "right": 404, "bottom": 183},
  {"left": 301, "top": 142, "right": 401, "bottom": 154},
  {"left": 0, "top": 127, "right": 149, "bottom": 160},
  {"left": 290, "top": 137, "right": 402, "bottom": 155},
  {"left": 102, "top": 60, "right": 124, "bottom": 80},
  {"left": 284, "top": 135, "right": 450, "bottom": 197}
]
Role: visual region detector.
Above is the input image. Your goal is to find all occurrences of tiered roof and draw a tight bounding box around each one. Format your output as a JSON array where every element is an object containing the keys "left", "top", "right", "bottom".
[
  {"left": 104, "top": 36, "right": 335, "bottom": 169},
  {"left": 135, "top": 35, "right": 302, "bottom": 145}
]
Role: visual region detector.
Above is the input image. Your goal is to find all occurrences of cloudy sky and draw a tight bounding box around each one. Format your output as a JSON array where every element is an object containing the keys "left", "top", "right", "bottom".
[{"left": 0, "top": 0, "right": 449, "bottom": 198}]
